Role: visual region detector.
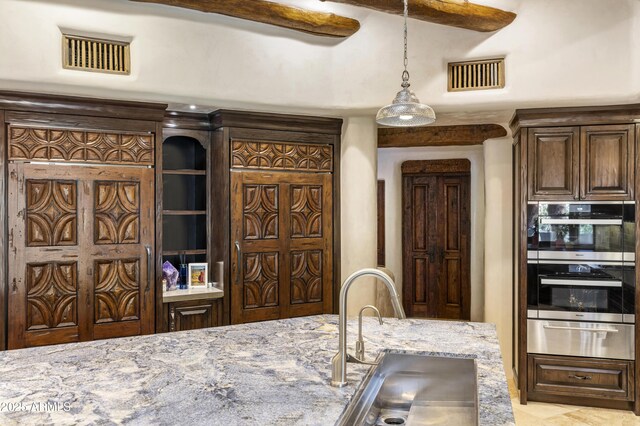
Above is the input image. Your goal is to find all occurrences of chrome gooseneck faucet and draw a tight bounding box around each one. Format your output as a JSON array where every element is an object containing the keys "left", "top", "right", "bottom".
[{"left": 330, "top": 268, "right": 406, "bottom": 387}]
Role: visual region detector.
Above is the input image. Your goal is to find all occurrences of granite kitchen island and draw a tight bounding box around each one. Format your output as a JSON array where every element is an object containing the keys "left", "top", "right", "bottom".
[{"left": 0, "top": 315, "right": 514, "bottom": 425}]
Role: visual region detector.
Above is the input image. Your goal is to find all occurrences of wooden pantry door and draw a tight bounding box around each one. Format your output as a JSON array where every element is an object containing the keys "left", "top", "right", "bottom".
[
  {"left": 230, "top": 170, "right": 333, "bottom": 324},
  {"left": 402, "top": 160, "right": 471, "bottom": 320},
  {"left": 8, "top": 163, "right": 154, "bottom": 348}
]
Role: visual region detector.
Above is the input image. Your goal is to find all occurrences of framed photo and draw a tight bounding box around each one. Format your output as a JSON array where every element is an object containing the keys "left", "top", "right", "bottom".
[{"left": 188, "top": 263, "right": 208, "bottom": 288}]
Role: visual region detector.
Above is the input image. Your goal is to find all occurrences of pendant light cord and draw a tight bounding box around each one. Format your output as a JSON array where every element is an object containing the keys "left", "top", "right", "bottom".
[{"left": 402, "top": 0, "right": 410, "bottom": 88}]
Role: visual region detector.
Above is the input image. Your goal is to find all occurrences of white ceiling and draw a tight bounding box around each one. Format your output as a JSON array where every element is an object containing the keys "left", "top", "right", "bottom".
[{"left": 0, "top": 0, "right": 638, "bottom": 126}]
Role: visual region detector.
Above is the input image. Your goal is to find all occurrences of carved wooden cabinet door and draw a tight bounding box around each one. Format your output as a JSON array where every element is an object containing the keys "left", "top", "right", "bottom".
[
  {"left": 8, "top": 163, "right": 154, "bottom": 348},
  {"left": 230, "top": 171, "right": 333, "bottom": 324}
]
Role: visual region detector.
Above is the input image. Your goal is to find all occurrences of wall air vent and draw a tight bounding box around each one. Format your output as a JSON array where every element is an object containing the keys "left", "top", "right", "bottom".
[
  {"left": 448, "top": 58, "right": 504, "bottom": 92},
  {"left": 62, "top": 34, "right": 130, "bottom": 75}
]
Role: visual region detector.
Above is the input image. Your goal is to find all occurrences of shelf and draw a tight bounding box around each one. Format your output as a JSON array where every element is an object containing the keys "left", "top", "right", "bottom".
[
  {"left": 163, "top": 210, "right": 207, "bottom": 216},
  {"left": 163, "top": 169, "right": 206, "bottom": 176},
  {"left": 163, "top": 250, "right": 207, "bottom": 256},
  {"left": 163, "top": 286, "right": 224, "bottom": 304}
]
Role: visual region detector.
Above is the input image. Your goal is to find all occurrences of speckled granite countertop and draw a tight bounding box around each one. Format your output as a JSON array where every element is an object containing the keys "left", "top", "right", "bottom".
[{"left": 0, "top": 315, "right": 514, "bottom": 425}]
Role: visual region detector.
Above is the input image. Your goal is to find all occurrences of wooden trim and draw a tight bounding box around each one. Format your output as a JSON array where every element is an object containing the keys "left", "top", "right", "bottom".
[
  {"left": 332, "top": 135, "right": 341, "bottom": 315},
  {"left": 378, "top": 124, "right": 507, "bottom": 148},
  {"left": 0, "top": 90, "right": 167, "bottom": 121},
  {"left": 0, "top": 110, "right": 5, "bottom": 350},
  {"left": 211, "top": 110, "right": 343, "bottom": 135},
  {"left": 377, "top": 180, "right": 385, "bottom": 267},
  {"left": 636, "top": 123, "right": 640, "bottom": 415},
  {"left": 163, "top": 111, "right": 212, "bottom": 131},
  {"left": 510, "top": 103, "right": 640, "bottom": 135},
  {"left": 154, "top": 122, "right": 164, "bottom": 333},
  {"left": 401, "top": 159, "right": 471, "bottom": 175},
  {"left": 518, "top": 129, "right": 528, "bottom": 404}
]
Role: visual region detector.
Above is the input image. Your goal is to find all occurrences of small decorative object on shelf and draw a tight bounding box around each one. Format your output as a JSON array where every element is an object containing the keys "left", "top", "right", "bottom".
[
  {"left": 179, "top": 263, "right": 188, "bottom": 289},
  {"left": 188, "top": 262, "right": 208, "bottom": 288},
  {"left": 162, "top": 279, "right": 167, "bottom": 292},
  {"left": 162, "top": 261, "right": 179, "bottom": 291}
]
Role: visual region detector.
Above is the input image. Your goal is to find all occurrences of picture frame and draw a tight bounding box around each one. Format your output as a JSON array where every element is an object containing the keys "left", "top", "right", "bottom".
[{"left": 188, "top": 263, "right": 208, "bottom": 288}]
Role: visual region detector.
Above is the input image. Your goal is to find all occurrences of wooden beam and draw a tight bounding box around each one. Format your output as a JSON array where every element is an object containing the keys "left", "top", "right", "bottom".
[
  {"left": 130, "top": 0, "right": 360, "bottom": 38},
  {"left": 378, "top": 124, "right": 508, "bottom": 147},
  {"left": 322, "top": 0, "right": 516, "bottom": 32}
]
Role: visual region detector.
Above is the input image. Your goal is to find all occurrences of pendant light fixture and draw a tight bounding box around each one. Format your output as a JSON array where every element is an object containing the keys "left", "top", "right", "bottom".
[{"left": 376, "top": 0, "right": 436, "bottom": 127}]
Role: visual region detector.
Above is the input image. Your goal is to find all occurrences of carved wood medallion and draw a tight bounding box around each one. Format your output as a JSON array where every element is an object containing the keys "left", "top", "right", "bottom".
[
  {"left": 243, "top": 252, "right": 279, "bottom": 309},
  {"left": 232, "top": 140, "right": 333, "bottom": 172},
  {"left": 94, "top": 259, "right": 140, "bottom": 323},
  {"left": 26, "top": 180, "right": 77, "bottom": 247},
  {"left": 290, "top": 250, "right": 322, "bottom": 304},
  {"left": 290, "top": 185, "right": 323, "bottom": 238},
  {"left": 243, "top": 184, "right": 279, "bottom": 240},
  {"left": 94, "top": 181, "right": 140, "bottom": 244},
  {"left": 9, "top": 126, "right": 154, "bottom": 165},
  {"left": 26, "top": 262, "right": 78, "bottom": 330}
]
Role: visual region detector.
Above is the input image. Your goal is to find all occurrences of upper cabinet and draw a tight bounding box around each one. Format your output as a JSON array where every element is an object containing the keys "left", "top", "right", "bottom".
[
  {"left": 580, "top": 124, "right": 634, "bottom": 200},
  {"left": 515, "top": 105, "right": 639, "bottom": 202},
  {"left": 527, "top": 127, "right": 579, "bottom": 200}
]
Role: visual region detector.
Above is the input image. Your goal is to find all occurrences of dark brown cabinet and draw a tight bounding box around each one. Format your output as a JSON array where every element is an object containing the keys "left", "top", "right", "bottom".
[
  {"left": 168, "top": 299, "right": 220, "bottom": 331},
  {"left": 0, "top": 94, "right": 165, "bottom": 349},
  {"left": 512, "top": 104, "right": 640, "bottom": 414},
  {"left": 528, "top": 354, "right": 634, "bottom": 402},
  {"left": 580, "top": 124, "right": 635, "bottom": 200},
  {"left": 527, "top": 127, "right": 579, "bottom": 200},
  {"left": 527, "top": 124, "right": 634, "bottom": 201},
  {"left": 210, "top": 111, "right": 342, "bottom": 325}
]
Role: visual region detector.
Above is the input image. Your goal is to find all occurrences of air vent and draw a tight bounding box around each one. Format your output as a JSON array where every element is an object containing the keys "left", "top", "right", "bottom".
[
  {"left": 62, "top": 34, "right": 130, "bottom": 75},
  {"left": 448, "top": 58, "right": 504, "bottom": 92}
]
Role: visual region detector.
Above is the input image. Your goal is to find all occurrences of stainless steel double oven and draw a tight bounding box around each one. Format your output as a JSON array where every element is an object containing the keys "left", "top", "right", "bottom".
[{"left": 526, "top": 201, "right": 635, "bottom": 360}]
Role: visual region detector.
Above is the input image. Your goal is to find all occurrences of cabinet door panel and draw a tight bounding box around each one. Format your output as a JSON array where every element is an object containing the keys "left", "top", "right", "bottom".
[
  {"left": 169, "top": 300, "right": 217, "bottom": 331},
  {"left": 231, "top": 171, "right": 332, "bottom": 324},
  {"left": 8, "top": 164, "right": 82, "bottom": 348},
  {"left": 8, "top": 164, "right": 155, "bottom": 348},
  {"left": 580, "top": 124, "right": 634, "bottom": 200},
  {"left": 527, "top": 127, "right": 579, "bottom": 200}
]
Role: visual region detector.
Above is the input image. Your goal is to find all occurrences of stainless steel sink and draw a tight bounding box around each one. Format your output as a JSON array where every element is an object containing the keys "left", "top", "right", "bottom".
[{"left": 336, "top": 353, "right": 478, "bottom": 426}]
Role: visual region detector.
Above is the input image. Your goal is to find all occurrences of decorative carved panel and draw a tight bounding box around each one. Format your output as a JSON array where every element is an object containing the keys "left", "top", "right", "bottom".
[
  {"left": 26, "top": 262, "right": 78, "bottom": 330},
  {"left": 232, "top": 140, "right": 333, "bottom": 172},
  {"left": 290, "top": 185, "right": 323, "bottom": 238},
  {"left": 243, "top": 185, "right": 279, "bottom": 240},
  {"left": 291, "top": 250, "right": 322, "bottom": 304},
  {"left": 8, "top": 126, "right": 154, "bottom": 165},
  {"left": 94, "top": 259, "right": 140, "bottom": 323},
  {"left": 94, "top": 181, "right": 140, "bottom": 245},
  {"left": 243, "top": 252, "right": 279, "bottom": 309},
  {"left": 26, "top": 180, "right": 77, "bottom": 247}
]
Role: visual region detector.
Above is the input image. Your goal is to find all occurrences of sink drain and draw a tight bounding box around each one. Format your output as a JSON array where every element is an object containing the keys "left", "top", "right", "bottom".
[{"left": 383, "top": 418, "right": 405, "bottom": 425}]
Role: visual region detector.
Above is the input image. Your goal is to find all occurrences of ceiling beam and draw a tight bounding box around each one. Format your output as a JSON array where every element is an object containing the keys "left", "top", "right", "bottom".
[
  {"left": 378, "top": 124, "right": 508, "bottom": 147},
  {"left": 322, "top": 0, "right": 516, "bottom": 32},
  {"left": 130, "top": 0, "right": 361, "bottom": 38}
]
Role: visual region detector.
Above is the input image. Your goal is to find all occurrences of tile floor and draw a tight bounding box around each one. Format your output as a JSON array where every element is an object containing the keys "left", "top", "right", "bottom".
[{"left": 508, "top": 379, "right": 640, "bottom": 425}]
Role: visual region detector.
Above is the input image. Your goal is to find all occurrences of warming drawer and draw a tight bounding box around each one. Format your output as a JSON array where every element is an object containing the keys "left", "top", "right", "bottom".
[{"left": 527, "top": 319, "right": 634, "bottom": 360}]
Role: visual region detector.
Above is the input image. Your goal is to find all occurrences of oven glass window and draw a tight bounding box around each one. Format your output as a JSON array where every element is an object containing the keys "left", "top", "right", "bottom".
[{"left": 550, "top": 288, "right": 609, "bottom": 311}]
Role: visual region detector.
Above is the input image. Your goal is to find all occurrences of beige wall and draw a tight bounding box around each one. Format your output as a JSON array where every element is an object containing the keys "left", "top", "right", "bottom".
[
  {"left": 483, "top": 138, "right": 514, "bottom": 377},
  {"left": 377, "top": 146, "right": 486, "bottom": 323},
  {"left": 340, "top": 117, "right": 378, "bottom": 316}
]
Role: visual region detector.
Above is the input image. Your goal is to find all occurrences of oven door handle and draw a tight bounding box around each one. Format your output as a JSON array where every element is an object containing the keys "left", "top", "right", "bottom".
[
  {"left": 543, "top": 325, "right": 619, "bottom": 334},
  {"left": 539, "top": 278, "right": 622, "bottom": 288},
  {"left": 539, "top": 218, "right": 622, "bottom": 225}
]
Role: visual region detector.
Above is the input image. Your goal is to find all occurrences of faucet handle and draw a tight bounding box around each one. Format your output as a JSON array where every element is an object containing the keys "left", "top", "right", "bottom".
[{"left": 356, "top": 305, "right": 384, "bottom": 361}]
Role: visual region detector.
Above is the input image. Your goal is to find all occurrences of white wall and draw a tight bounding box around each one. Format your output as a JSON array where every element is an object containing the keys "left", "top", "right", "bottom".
[
  {"left": 377, "top": 146, "right": 486, "bottom": 323},
  {"left": 340, "top": 117, "right": 378, "bottom": 316},
  {"left": 0, "top": 0, "right": 637, "bottom": 118},
  {"left": 483, "top": 137, "right": 514, "bottom": 377}
]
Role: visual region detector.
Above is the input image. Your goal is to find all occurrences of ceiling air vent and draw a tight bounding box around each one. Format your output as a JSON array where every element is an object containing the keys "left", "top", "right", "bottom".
[
  {"left": 62, "top": 34, "right": 130, "bottom": 75},
  {"left": 448, "top": 58, "right": 504, "bottom": 92}
]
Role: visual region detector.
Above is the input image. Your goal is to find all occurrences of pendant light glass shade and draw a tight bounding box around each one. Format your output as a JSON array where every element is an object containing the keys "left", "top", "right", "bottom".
[{"left": 376, "top": 0, "right": 435, "bottom": 127}]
